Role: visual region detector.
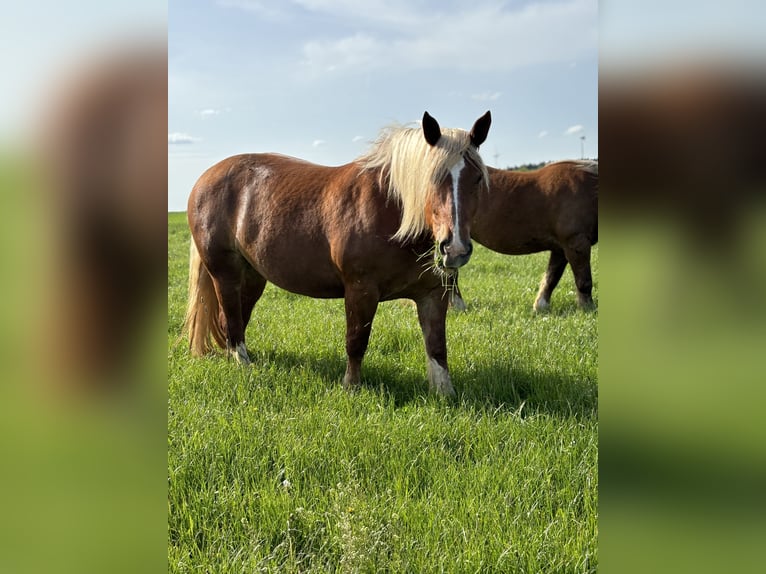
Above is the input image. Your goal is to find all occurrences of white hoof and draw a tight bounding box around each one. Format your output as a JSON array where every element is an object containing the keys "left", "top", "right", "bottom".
[
  {"left": 450, "top": 292, "right": 467, "bottom": 312},
  {"left": 427, "top": 358, "right": 456, "bottom": 397},
  {"left": 230, "top": 342, "right": 251, "bottom": 365},
  {"left": 533, "top": 297, "right": 550, "bottom": 313}
]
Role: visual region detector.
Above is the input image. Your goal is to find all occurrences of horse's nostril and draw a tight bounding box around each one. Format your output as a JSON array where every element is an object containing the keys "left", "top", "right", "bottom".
[{"left": 439, "top": 238, "right": 450, "bottom": 255}]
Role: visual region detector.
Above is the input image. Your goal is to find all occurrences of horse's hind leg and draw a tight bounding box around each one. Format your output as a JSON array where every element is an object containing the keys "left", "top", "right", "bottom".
[
  {"left": 415, "top": 290, "right": 455, "bottom": 397},
  {"left": 342, "top": 284, "right": 379, "bottom": 389},
  {"left": 207, "top": 252, "right": 252, "bottom": 364},
  {"left": 534, "top": 248, "right": 568, "bottom": 312},
  {"left": 563, "top": 237, "right": 595, "bottom": 310},
  {"left": 241, "top": 267, "right": 267, "bottom": 327}
]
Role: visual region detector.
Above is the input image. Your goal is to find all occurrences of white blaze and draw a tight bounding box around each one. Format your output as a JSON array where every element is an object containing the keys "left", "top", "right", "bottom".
[{"left": 449, "top": 157, "right": 467, "bottom": 252}]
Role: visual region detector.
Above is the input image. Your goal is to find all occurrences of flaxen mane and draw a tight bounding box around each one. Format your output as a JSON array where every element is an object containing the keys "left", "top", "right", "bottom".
[{"left": 360, "top": 125, "right": 488, "bottom": 242}]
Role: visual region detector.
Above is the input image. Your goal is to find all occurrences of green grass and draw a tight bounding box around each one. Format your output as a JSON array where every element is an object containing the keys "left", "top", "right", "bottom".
[{"left": 168, "top": 211, "right": 597, "bottom": 573}]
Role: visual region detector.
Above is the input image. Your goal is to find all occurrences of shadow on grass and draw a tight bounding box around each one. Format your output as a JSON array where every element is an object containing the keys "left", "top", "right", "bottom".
[
  {"left": 457, "top": 297, "right": 598, "bottom": 319},
  {"left": 239, "top": 347, "right": 596, "bottom": 419},
  {"left": 455, "top": 360, "right": 597, "bottom": 419}
]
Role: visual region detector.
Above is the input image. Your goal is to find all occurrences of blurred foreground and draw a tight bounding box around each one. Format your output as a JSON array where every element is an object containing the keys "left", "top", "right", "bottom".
[
  {"left": 600, "top": 60, "right": 766, "bottom": 574},
  {"left": 0, "top": 10, "right": 167, "bottom": 574},
  {"left": 0, "top": 2, "right": 764, "bottom": 572}
]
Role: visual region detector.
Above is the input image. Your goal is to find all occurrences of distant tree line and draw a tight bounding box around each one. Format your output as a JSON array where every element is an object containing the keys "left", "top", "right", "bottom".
[
  {"left": 504, "top": 161, "right": 548, "bottom": 171},
  {"left": 504, "top": 158, "right": 598, "bottom": 171}
]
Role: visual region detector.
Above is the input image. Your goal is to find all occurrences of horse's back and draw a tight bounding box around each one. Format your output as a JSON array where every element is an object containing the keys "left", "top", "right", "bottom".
[
  {"left": 188, "top": 154, "right": 341, "bottom": 291},
  {"left": 188, "top": 153, "right": 332, "bottom": 216},
  {"left": 188, "top": 153, "right": 335, "bottom": 241}
]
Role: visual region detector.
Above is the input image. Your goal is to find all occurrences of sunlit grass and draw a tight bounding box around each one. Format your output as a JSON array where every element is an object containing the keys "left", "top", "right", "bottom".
[{"left": 168, "top": 211, "right": 597, "bottom": 573}]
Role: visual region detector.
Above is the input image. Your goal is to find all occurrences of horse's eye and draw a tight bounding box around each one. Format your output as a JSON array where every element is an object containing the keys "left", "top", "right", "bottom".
[{"left": 475, "top": 174, "right": 483, "bottom": 184}]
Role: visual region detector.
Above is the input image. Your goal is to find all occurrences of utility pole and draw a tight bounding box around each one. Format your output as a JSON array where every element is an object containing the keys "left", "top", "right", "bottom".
[{"left": 580, "top": 135, "right": 586, "bottom": 159}]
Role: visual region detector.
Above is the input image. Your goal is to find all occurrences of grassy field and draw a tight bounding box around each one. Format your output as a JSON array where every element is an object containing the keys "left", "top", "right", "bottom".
[{"left": 168, "top": 211, "right": 598, "bottom": 573}]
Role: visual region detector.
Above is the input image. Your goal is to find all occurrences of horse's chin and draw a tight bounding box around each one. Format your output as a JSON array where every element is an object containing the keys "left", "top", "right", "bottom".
[
  {"left": 438, "top": 254, "right": 471, "bottom": 271},
  {"left": 434, "top": 260, "right": 459, "bottom": 276}
]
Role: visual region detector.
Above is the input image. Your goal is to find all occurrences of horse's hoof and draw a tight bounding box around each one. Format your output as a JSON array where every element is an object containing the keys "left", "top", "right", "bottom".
[
  {"left": 450, "top": 294, "right": 467, "bottom": 312},
  {"left": 427, "top": 359, "right": 456, "bottom": 397},
  {"left": 533, "top": 298, "right": 550, "bottom": 313},
  {"left": 230, "top": 342, "right": 251, "bottom": 365},
  {"left": 342, "top": 372, "right": 361, "bottom": 392}
]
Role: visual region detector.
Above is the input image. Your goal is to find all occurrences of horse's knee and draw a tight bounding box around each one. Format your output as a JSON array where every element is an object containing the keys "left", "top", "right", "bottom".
[
  {"left": 345, "top": 319, "right": 374, "bottom": 361},
  {"left": 577, "top": 276, "right": 593, "bottom": 294}
]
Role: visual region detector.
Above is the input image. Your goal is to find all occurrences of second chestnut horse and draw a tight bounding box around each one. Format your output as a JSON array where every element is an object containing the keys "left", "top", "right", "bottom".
[{"left": 451, "top": 160, "right": 597, "bottom": 312}]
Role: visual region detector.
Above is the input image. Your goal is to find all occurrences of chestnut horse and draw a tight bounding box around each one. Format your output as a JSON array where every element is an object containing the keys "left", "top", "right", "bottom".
[
  {"left": 184, "top": 111, "right": 491, "bottom": 396},
  {"left": 450, "top": 160, "right": 597, "bottom": 312}
]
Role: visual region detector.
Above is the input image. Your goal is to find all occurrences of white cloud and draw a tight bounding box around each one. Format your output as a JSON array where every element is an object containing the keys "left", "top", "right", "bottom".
[
  {"left": 564, "top": 124, "right": 585, "bottom": 136},
  {"left": 471, "top": 91, "right": 501, "bottom": 102},
  {"left": 232, "top": 0, "right": 419, "bottom": 28},
  {"left": 312, "top": 139, "right": 326, "bottom": 147},
  {"left": 298, "top": 0, "right": 597, "bottom": 75},
  {"left": 302, "top": 33, "right": 380, "bottom": 73},
  {"left": 198, "top": 108, "right": 221, "bottom": 118},
  {"left": 538, "top": 130, "right": 549, "bottom": 138},
  {"left": 168, "top": 132, "right": 202, "bottom": 145},
  {"left": 217, "top": 0, "right": 287, "bottom": 20},
  {"left": 352, "top": 135, "right": 365, "bottom": 142}
]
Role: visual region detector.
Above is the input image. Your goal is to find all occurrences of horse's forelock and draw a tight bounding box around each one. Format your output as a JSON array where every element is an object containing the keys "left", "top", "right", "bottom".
[{"left": 360, "top": 125, "right": 482, "bottom": 242}]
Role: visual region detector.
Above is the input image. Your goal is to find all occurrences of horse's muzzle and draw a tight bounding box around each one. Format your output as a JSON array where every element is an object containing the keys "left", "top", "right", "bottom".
[{"left": 438, "top": 238, "right": 473, "bottom": 269}]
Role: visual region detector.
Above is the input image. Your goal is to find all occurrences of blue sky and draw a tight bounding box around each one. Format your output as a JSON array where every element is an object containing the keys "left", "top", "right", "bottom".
[{"left": 169, "top": 0, "right": 598, "bottom": 211}]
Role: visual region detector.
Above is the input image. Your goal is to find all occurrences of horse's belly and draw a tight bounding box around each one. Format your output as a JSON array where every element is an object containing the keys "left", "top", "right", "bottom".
[
  {"left": 267, "top": 273, "right": 345, "bottom": 299},
  {"left": 476, "top": 236, "right": 551, "bottom": 255},
  {"left": 250, "top": 256, "right": 345, "bottom": 299}
]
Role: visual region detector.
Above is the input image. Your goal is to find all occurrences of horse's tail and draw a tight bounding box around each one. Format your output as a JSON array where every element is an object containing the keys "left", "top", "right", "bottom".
[
  {"left": 183, "top": 240, "right": 226, "bottom": 355},
  {"left": 583, "top": 162, "right": 598, "bottom": 245}
]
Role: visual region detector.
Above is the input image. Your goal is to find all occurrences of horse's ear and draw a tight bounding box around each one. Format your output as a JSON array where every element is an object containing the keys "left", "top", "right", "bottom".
[
  {"left": 470, "top": 110, "right": 492, "bottom": 147},
  {"left": 422, "top": 111, "right": 442, "bottom": 146}
]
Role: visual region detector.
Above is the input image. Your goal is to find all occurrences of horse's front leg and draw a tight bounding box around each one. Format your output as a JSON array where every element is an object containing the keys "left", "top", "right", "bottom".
[
  {"left": 415, "top": 290, "right": 455, "bottom": 397},
  {"left": 342, "top": 286, "right": 379, "bottom": 389}
]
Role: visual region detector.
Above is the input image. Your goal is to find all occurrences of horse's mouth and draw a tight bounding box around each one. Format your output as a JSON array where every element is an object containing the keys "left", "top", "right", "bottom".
[
  {"left": 436, "top": 264, "right": 457, "bottom": 275},
  {"left": 434, "top": 254, "right": 469, "bottom": 273}
]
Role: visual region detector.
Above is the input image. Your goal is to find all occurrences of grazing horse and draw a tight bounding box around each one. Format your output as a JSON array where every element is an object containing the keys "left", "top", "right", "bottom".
[
  {"left": 184, "top": 111, "right": 491, "bottom": 396},
  {"left": 450, "top": 160, "right": 597, "bottom": 312}
]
